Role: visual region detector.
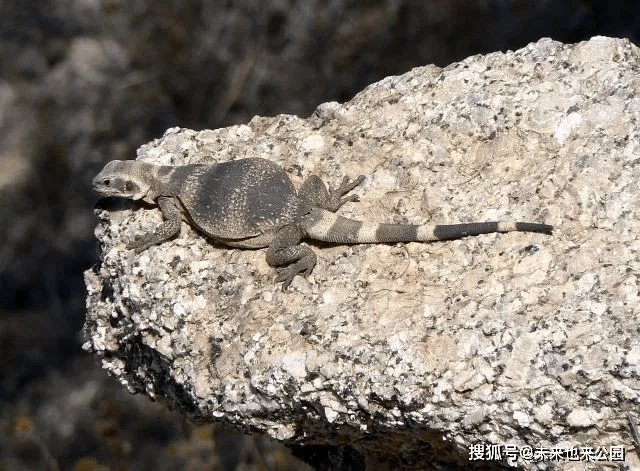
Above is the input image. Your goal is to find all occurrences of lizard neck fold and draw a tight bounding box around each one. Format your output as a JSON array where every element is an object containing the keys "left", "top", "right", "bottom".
[{"left": 140, "top": 164, "right": 178, "bottom": 203}]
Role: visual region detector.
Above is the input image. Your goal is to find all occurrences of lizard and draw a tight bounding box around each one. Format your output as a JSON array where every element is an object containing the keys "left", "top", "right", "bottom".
[{"left": 92, "top": 157, "right": 553, "bottom": 288}]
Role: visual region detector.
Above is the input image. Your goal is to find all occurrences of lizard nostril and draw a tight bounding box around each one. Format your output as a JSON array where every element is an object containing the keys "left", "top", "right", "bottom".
[{"left": 103, "top": 179, "right": 110, "bottom": 186}]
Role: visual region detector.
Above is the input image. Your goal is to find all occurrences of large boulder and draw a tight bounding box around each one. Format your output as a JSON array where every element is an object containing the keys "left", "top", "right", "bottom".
[{"left": 85, "top": 37, "right": 640, "bottom": 469}]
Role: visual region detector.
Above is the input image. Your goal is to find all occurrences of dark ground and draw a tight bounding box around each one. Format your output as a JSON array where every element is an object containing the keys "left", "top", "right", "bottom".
[{"left": 0, "top": 1, "right": 638, "bottom": 469}]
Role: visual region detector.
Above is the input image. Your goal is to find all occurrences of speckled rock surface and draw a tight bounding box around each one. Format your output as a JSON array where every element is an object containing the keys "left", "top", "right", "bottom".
[{"left": 84, "top": 37, "right": 640, "bottom": 470}]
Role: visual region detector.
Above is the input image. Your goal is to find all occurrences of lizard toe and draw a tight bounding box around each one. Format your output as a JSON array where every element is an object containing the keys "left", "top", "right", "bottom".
[{"left": 275, "top": 267, "right": 296, "bottom": 289}]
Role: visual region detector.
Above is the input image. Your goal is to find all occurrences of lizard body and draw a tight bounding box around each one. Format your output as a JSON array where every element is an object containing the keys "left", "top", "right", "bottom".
[{"left": 93, "top": 157, "right": 552, "bottom": 288}]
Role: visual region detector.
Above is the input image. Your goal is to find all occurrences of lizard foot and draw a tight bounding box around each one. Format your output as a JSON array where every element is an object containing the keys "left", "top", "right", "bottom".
[{"left": 275, "top": 258, "right": 316, "bottom": 289}]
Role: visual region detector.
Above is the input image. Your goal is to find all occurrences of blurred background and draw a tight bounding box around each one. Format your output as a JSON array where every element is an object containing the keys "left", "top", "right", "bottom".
[{"left": 0, "top": 1, "right": 637, "bottom": 469}]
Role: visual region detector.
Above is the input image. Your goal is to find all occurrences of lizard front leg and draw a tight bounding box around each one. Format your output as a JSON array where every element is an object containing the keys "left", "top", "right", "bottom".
[
  {"left": 265, "top": 224, "right": 317, "bottom": 289},
  {"left": 127, "top": 196, "right": 181, "bottom": 252}
]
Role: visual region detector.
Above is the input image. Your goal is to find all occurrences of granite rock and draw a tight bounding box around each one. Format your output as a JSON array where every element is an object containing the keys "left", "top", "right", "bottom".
[{"left": 85, "top": 37, "right": 640, "bottom": 469}]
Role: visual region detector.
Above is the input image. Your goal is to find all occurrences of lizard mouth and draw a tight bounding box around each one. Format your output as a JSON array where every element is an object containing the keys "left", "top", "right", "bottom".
[{"left": 92, "top": 181, "right": 109, "bottom": 195}]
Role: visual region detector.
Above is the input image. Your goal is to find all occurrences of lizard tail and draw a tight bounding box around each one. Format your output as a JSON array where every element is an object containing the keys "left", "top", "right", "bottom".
[{"left": 300, "top": 208, "right": 552, "bottom": 244}]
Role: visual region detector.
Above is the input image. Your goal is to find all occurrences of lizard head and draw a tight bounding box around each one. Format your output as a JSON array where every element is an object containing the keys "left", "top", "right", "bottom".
[{"left": 93, "top": 160, "right": 154, "bottom": 202}]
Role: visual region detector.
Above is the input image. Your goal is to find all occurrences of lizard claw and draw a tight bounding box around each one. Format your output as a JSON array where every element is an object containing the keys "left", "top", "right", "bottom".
[
  {"left": 126, "top": 238, "right": 151, "bottom": 253},
  {"left": 275, "top": 267, "right": 297, "bottom": 289},
  {"left": 332, "top": 175, "right": 365, "bottom": 198},
  {"left": 275, "top": 260, "right": 315, "bottom": 289},
  {"left": 327, "top": 175, "right": 365, "bottom": 210}
]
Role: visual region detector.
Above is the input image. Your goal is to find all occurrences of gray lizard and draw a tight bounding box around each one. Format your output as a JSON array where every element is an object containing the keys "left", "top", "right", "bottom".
[{"left": 93, "top": 157, "right": 552, "bottom": 288}]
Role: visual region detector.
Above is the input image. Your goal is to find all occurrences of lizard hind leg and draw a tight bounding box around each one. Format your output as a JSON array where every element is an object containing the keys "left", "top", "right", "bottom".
[
  {"left": 266, "top": 224, "right": 317, "bottom": 288},
  {"left": 299, "top": 174, "right": 366, "bottom": 212}
]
